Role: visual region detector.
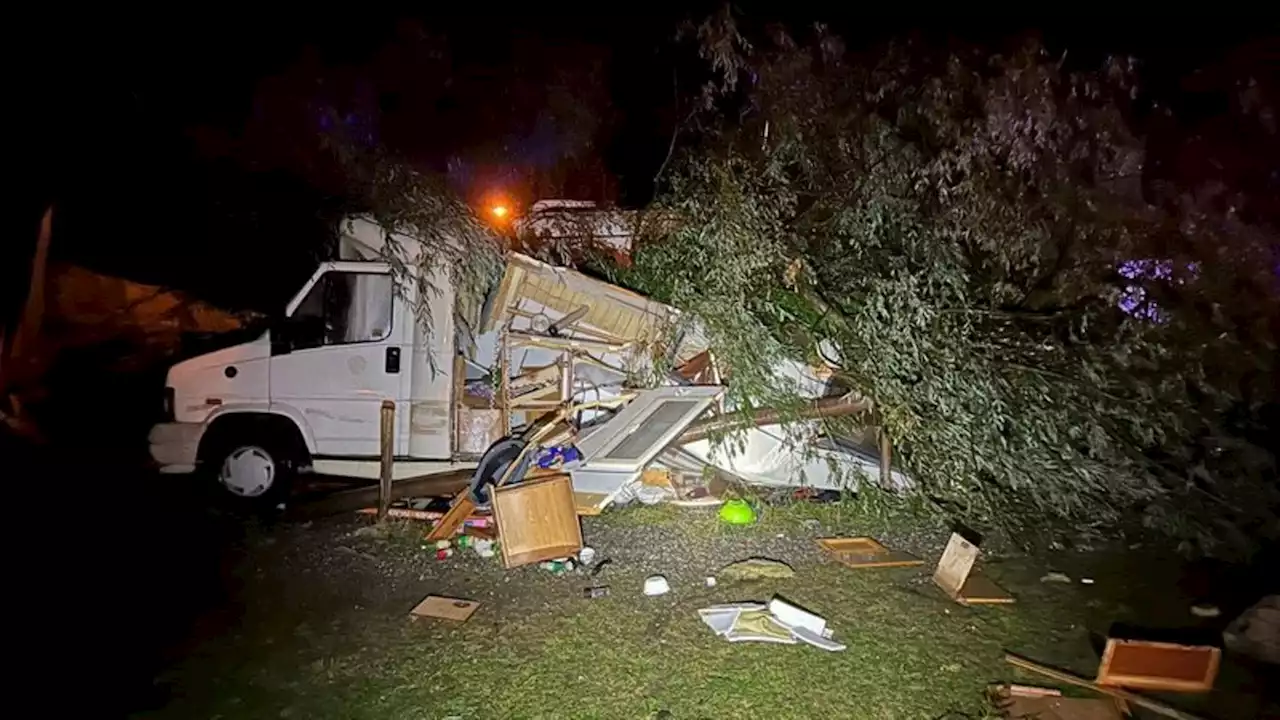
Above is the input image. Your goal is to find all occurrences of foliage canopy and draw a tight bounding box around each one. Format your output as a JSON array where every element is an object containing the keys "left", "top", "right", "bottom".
[{"left": 619, "top": 26, "right": 1279, "bottom": 551}]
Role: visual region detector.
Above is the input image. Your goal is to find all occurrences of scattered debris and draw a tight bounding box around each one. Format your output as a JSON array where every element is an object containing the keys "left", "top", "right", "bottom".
[
  {"left": 492, "top": 474, "right": 584, "bottom": 569},
  {"left": 472, "top": 539, "right": 497, "bottom": 558},
  {"left": 933, "top": 532, "right": 1014, "bottom": 606},
  {"left": 1040, "top": 572, "right": 1072, "bottom": 583},
  {"left": 590, "top": 558, "right": 612, "bottom": 577},
  {"left": 1189, "top": 603, "right": 1220, "bottom": 618},
  {"left": 718, "top": 557, "right": 795, "bottom": 582},
  {"left": 698, "top": 597, "right": 846, "bottom": 651},
  {"left": 635, "top": 484, "right": 669, "bottom": 505},
  {"left": 536, "top": 444, "right": 582, "bottom": 469},
  {"left": 1080, "top": 577, "right": 1095, "bottom": 585},
  {"left": 704, "top": 576, "right": 717, "bottom": 588},
  {"left": 578, "top": 546, "right": 596, "bottom": 565},
  {"left": 1096, "top": 638, "right": 1220, "bottom": 693},
  {"left": 718, "top": 499, "right": 757, "bottom": 525},
  {"left": 583, "top": 585, "right": 610, "bottom": 599},
  {"left": 643, "top": 575, "right": 671, "bottom": 596},
  {"left": 1223, "top": 594, "right": 1280, "bottom": 664},
  {"left": 817, "top": 537, "right": 924, "bottom": 569},
  {"left": 539, "top": 559, "right": 575, "bottom": 574},
  {"left": 410, "top": 595, "right": 480, "bottom": 622},
  {"left": 1005, "top": 652, "right": 1207, "bottom": 720},
  {"left": 665, "top": 466, "right": 729, "bottom": 507}
]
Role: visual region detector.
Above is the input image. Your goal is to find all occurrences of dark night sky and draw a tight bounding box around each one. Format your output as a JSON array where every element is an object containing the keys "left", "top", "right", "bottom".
[{"left": 17, "top": 9, "right": 1277, "bottom": 315}]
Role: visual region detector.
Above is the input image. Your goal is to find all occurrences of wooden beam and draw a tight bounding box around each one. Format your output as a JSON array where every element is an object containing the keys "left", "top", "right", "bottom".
[{"left": 289, "top": 470, "right": 472, "bottom": 519}]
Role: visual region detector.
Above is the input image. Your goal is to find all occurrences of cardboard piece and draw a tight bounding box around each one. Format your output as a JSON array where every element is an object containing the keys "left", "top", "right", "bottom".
[
  {"left": 1096, "top": 639, "right": 1220, "bottom": 693},
  {"left": 933, "top": 532, "right": 1014, "bottom": 605},
  {"left": 410, "top": 595, "right": 480, "bottom": 622},
  {"left": 492, "top": 474, "right": 584, "bottom": 569},
  {"left": 817, "top": 537, "right": 924, "bottom": 569}
]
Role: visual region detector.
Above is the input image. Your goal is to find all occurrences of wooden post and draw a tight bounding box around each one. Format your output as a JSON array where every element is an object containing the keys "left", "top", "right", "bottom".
[
  {"left": 878, "top": 427, "right": 893, "bottom": 490},
  {"left": 377, "top": 400, "right": 395, "bottom": 522}
]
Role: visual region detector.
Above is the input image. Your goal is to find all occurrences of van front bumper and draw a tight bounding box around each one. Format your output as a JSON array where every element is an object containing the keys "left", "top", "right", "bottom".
[{"left": 148, "top": 422, "right": 204, "bottom": 473}]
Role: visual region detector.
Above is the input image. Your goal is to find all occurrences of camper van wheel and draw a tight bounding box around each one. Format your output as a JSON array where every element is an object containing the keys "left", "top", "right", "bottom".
[{"left": 201, "top": 422, "right": 301, "bottom": 508}]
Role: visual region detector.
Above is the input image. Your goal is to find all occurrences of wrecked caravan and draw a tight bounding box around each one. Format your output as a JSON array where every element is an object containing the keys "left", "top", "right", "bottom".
[{"left": 148, "top": 215, "right": 899, "bottom": 507}]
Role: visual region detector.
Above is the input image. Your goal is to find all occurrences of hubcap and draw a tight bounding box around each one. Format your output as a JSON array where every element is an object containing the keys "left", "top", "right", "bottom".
[{"left": 219, "top": 445, "right": 276, "bottom": 497}]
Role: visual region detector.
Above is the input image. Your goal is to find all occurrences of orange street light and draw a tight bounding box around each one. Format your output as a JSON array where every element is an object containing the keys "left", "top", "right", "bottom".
[{"left": 490, "top": 204, "right": 510, "bottom": 220}]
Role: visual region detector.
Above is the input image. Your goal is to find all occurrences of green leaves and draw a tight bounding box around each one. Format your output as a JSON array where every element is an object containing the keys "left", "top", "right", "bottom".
[{"left": 623, "top": 29, "right": 1278, "bottom": 553}]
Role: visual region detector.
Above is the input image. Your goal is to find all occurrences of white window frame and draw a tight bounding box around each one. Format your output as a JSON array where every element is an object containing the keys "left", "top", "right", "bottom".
[{"left": 576, "top": 385, "right": 725, "bottom": 473}]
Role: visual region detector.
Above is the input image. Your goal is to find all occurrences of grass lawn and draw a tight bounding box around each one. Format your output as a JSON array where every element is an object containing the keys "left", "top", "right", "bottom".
[{"left": 151, "top": 501, "right": 1263, "bottom": 719}]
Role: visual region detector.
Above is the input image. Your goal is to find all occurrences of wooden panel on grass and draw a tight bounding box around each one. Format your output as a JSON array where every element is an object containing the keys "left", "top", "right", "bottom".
[
  {"left": 410, "top": 595, "right": 480, "bottom": 622},
  {"left": 933, "top": 532, "right": 1014, "bottom": 605},
  {"left": 817, "top": 537, "right": 924, "bottom": 569},
  {"left": 491, "top": 474, "right": 583, "bottom": 569},
  {"left": 1096, "top": 639, "right": 1220, "bottom": 693},
  {"left": 933, "top": 532, "right": 980, "bottom": 596}
]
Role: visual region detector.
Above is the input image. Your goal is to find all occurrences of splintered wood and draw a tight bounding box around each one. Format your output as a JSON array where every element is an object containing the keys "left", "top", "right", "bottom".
[
  {"left": 933, "top": 532, "right": 1014, "bottom": 605},
  {"left": 1097, "top": 639, "right": 1220, "bottom": 693},
  {"left": 817, "top": 537, "right": 924, "bottom": 569}
]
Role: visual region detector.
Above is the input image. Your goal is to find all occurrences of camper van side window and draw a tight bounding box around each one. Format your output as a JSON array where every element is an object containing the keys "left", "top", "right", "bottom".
[{"left": 291, "top": 271, "right": 393, "bottom": 349}]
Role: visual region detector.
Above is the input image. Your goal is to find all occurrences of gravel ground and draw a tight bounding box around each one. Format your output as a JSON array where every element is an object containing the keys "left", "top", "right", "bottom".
[
  {"left": 147, "top": 497, "right": 1280, "bottom": 720},
  {"left": 229, "top": 498, "right": 955, "bottom": 625}
]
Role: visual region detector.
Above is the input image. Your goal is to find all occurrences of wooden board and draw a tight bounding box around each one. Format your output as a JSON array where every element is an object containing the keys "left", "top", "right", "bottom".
[
  {"left": 817, "top": 537, "right": 924, "bottom": 569},
  {"left": 933, "top": 532, "right": 980, "bottom": 596},
  {"left": 491, "top": 474, "right": 583, "bottom": 569},
  {"left": 410, "top": 595, "right": 480, "bottom": 622},
  {"left": 425, "top": 491, "right": 477, "bottom": 542},
  {"left": 933, "top": 532, "right": 1013, "bottom": 605},
  {"left": 1097, "top": 639, "right": 1220, "bottom": 693}
]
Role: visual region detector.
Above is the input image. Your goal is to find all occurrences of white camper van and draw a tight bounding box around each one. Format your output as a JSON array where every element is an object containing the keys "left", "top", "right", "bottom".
[{"left": 149, "top": 214, "right": 902, "bottom": 507}]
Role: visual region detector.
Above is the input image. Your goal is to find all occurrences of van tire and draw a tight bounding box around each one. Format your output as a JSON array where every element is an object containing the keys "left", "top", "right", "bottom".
[{"left": 199, "top": 417, "right": 307, "bottom": 510}]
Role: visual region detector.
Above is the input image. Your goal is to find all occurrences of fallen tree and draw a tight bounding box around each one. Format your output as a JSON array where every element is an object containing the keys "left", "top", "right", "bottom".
[{"left": 611, "top": 20, "right": 1279, "bottom": 552}]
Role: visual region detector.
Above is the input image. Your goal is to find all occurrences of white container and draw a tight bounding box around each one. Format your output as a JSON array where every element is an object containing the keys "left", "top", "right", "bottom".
[
  {"left": 768, "top": 597, "right": 827, "bottom": 636},
  {"left": 643, "top": 575, "right": 671, "bottom": 596}
]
